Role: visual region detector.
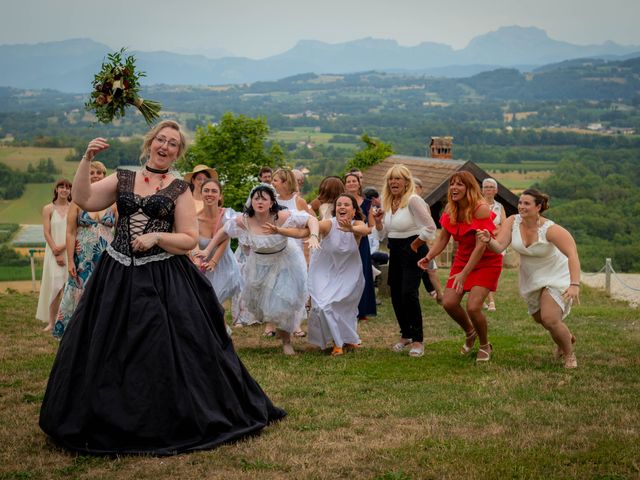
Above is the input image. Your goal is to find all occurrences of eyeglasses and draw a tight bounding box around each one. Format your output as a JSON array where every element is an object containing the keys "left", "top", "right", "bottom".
[{"left": 154, "top": 136, "right": 180, "bottom": 149}]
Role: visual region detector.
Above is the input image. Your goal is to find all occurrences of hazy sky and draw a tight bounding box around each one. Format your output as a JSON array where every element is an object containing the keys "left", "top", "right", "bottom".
[{"left": 3, "top": 0, "right": 639, "bottom": 58}]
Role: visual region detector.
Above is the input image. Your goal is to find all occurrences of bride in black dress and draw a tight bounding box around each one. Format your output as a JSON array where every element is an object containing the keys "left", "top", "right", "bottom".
[{"left": 39, "top": 120, "right": 286, "bottom": 455}]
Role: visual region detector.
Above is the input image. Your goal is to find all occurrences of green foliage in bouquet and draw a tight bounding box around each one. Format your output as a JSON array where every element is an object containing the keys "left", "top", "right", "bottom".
[{"left": 86, "top": 48, "right": 161, "bottom": 125}]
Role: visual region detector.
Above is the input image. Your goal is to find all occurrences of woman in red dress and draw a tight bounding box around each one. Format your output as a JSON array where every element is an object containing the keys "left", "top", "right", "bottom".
[{"left": 418, "top": 171, "right": 503, "bottom": 362}]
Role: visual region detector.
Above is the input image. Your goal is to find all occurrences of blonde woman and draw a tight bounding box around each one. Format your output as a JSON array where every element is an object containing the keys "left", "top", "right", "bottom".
[
  {"left": 36, "top": 179, "right": 71, "bottom": 332},
  {"left": 53, "top": 162, "right": 116, "bottom": 338},
  {"left": 373, "top": 165, "right": 436, "bottom": 357},
  {"left": 40, "top": 121, "right": 285, "bottom": 455}
]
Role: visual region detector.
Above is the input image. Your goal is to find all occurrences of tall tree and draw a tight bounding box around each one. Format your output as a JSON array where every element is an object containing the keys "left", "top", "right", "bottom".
[
  {"left": 182, "top": 113, "right": 273, "bottom": 210},
  {"left": 343, "top": 134, "right": 394, "bottom": 173}
]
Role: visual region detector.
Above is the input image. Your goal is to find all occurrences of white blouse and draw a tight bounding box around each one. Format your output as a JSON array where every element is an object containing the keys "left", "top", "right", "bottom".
[{"left": 379, "top": 194, "right": 436, "bottom": 241}]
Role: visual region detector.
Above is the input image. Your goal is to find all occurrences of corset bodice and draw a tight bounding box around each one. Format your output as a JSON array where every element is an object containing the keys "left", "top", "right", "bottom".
[{"left": 110, "top": 169, "right": 189, "bottom": 260}]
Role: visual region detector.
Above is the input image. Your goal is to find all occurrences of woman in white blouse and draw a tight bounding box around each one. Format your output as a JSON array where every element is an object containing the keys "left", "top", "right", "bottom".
[{"left": 373, "top": 165, "right": 436, "bottom": 357}]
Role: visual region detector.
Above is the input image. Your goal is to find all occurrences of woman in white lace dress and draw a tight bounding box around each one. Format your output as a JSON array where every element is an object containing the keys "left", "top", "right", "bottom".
[
  {"left": 207, "top": 185, "right": 320, "bottom": 355},
  {"left": 477, "top": 189, "right": 581, "bottom": 368}
]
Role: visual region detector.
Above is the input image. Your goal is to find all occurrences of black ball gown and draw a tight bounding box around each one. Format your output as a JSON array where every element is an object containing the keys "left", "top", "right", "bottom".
[{"left": 40, "top": 169, "right": 285, "bottom": 455}]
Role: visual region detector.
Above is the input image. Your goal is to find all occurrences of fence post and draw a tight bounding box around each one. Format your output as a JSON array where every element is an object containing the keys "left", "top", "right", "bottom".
[
  {"left": 29, "top": 249, "right": 37, "bottom": 293},
  {"left": 605, "top": 258, "right": 612, "bottom": 297}
]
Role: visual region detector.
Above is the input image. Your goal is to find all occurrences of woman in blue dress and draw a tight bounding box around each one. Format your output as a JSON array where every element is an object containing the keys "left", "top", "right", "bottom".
[{"left": 40, "top": 120, "right": 285, "bottom": 455}]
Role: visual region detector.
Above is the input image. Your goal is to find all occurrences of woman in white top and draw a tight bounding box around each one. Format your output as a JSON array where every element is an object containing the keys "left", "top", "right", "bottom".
[
  {"left": 307, "top": 193, "right": 369, "bottom": 356},
  {"left": 271, "top": 168, "right": 315, "bottom": 337},
  {"left": 373, "top": 165, "right": 436, "bottom": 357},
  {"left": 477, "top": 189, "right": 580, "bottom": 368},
  {"left": 206, "top": 185, "right": 320, "bottom": 355},
  {"left": 36, "top": 179, "right": 71, "bottom": 332},
  {"left": 482, "top": 178, "right": 507, "bottom": 312},
  {"left": 193, "top": 178, "right": 242, "bottom": 305}
]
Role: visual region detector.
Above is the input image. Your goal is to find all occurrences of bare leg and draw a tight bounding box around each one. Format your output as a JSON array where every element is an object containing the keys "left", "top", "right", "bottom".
[
  {"left": 466, "top": 286, "right": 491, "bottom": 345},
  {"left": 43, "top": 289, "right": 63, "bottom": 332},
  {"left": 487, "top": 291, "right": 496, "bottom": 311},
  {"left": 533, "top": 289, "right": 575, "bottom": 361},
  {"left": 442, "top": 288, "right": 476, "bottom": 352},
  {"left": 466, "top": 286, "right": 492, "bottom": 361},
  {"left": 277, "top": 329, "right": 296, "bottom": 355},
  {"left": 427, "top": 268, "right": 443, "bottom": 303}
]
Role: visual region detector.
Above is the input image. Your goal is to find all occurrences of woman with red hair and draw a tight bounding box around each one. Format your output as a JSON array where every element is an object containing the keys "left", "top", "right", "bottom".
[{"left": 418, "top": 171, "right": 503, "bottom": 362}]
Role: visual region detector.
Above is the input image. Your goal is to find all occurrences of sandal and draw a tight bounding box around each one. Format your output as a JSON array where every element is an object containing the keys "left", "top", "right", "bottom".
[
  {"left": 392, "top": 338, "right": 412, "bottom": 352},
  {"left": 409, "top": 343, "right": 424, "bottom": 358},
  {"left": 487, "top": 302, "right": 496, "bottom": 312},
  {"left": 554, "top": 334, "right": 577, "bottom": 359},
  {"left": 460, "top": 329, "right": 477, "bottom": 355},
  {"left": 293, "top": 330, "right": 307, "bottom": 338},
  {"left": 331, "top": 346, "right": 344, "bottom": 357},
  {"left": 563, "top": 353, "right": 578, "bottom": 369},
  {"left": 476, "top": 343, "right": 493, "bottom": 363}
]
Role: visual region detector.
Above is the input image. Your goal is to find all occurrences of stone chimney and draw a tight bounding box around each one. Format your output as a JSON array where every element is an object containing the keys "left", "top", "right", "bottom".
[{"left": 429, "top": 136, "right": 453, "bottom": 159}]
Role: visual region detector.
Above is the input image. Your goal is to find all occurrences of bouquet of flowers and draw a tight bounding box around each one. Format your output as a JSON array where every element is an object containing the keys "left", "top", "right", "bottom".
[{"left": 86, "top": 48, "right": 161, "bottom": 125}]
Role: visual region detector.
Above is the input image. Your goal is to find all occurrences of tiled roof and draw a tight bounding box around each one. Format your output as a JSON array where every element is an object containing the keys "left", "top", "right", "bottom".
[{"left": 361, "top": 155, "right": 519, "bottom": 217}]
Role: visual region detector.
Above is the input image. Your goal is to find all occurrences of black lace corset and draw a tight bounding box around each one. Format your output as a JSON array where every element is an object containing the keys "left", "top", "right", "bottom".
[{"left": 111, "top": 169, "right": 189, "bottom": 259}]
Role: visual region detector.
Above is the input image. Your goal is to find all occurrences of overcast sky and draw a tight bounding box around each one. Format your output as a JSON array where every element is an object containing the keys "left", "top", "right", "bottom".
[{"left": 3, "top": 0, "right": 639, "bottom": 58}]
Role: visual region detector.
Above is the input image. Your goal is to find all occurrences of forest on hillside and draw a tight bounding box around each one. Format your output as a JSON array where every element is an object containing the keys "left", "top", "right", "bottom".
[{"left": 0, "top": 60, "right": 639, "bottom": 271}]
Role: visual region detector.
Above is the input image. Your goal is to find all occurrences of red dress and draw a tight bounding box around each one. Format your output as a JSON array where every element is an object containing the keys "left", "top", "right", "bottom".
[{"left": 441, "top": 212, "right": 503, "bottom": 292}]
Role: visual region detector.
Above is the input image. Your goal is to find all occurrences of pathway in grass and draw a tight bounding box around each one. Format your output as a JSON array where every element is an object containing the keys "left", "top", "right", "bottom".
[{"left": 582, "top": 272, "right": 640, "bottom": 307}]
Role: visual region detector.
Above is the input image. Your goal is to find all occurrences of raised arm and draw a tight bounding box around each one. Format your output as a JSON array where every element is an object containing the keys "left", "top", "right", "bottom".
[
  {"left": 72, "top": 138, "right": 118, "bottom": 212},
  {"left": 477, "top": 215, "right": 515, "bottom": 253}
]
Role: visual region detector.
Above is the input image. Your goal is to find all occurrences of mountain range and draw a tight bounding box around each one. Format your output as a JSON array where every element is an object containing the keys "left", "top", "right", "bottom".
[{"left": 1, "top": 26, "right": 639, "bottom": 93}]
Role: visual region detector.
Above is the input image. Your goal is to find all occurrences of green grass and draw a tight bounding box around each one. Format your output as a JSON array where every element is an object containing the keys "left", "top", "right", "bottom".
[
  {"left": 0, "top": 183, "right": 58, "bottom": 224},
  {"left": 0, "top": 147, "right": 80, "bottom": 224},
  {"left": 0, "top": 265, "right": 42, "bottom": 282},
  {"left": 0, "top": 146, "right": 76, "bottom": 177},
  {"left": 0, "top": 270, "right": 638, "bottom": 479}
]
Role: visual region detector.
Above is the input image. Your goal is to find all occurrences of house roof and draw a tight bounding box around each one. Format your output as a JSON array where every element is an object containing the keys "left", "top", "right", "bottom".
[{"left": 361, "top": 155, "right": 519, "bottom": 218}]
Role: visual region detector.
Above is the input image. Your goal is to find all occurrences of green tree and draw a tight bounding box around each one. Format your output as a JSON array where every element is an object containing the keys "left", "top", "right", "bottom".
[
  {"left": 343, "top": 134, "right": 394, "bottom": 173},
  {"left": 182, "top": 113, "right": 272, "bottom": 210}
]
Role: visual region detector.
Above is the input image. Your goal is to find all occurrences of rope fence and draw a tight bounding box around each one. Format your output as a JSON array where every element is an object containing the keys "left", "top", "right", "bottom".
[{"left": 588, "top": 257, "right": 640, "bottom": 296}]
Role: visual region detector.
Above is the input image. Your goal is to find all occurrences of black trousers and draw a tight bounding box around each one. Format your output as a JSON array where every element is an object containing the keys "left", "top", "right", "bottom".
[{"left": 387, "top": 236, "right": 428, "bottom": 343}]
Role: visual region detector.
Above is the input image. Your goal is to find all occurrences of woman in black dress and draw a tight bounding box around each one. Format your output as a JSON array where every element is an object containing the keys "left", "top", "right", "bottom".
[{"left": 39, "top": 120, "right": 285, "bottom": 455}]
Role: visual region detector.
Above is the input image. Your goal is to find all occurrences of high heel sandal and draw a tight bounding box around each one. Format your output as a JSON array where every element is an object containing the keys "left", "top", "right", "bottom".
[
  {"left": 476, "top": 343, "right": 493, "bottom": 363},
  {"left": 554, "top": 334, "right": 576, "bottom": 359},
  {"left": 392, "top": 338, "right": 412, "bottom": 352},
  {"left": 460, "top": 329, "right": 477, "bottom": 355}
]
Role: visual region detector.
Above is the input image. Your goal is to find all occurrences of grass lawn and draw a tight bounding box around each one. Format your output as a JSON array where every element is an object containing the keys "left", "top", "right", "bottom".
[
  {"left": 0, "top": 269, "right": 638, "bottom": 479},
  {"left": 0, "top": 147, "right": 80, "bottom": 224},
  {"left": 0, "top": 146, "right": 76, "bottom": 177}
]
